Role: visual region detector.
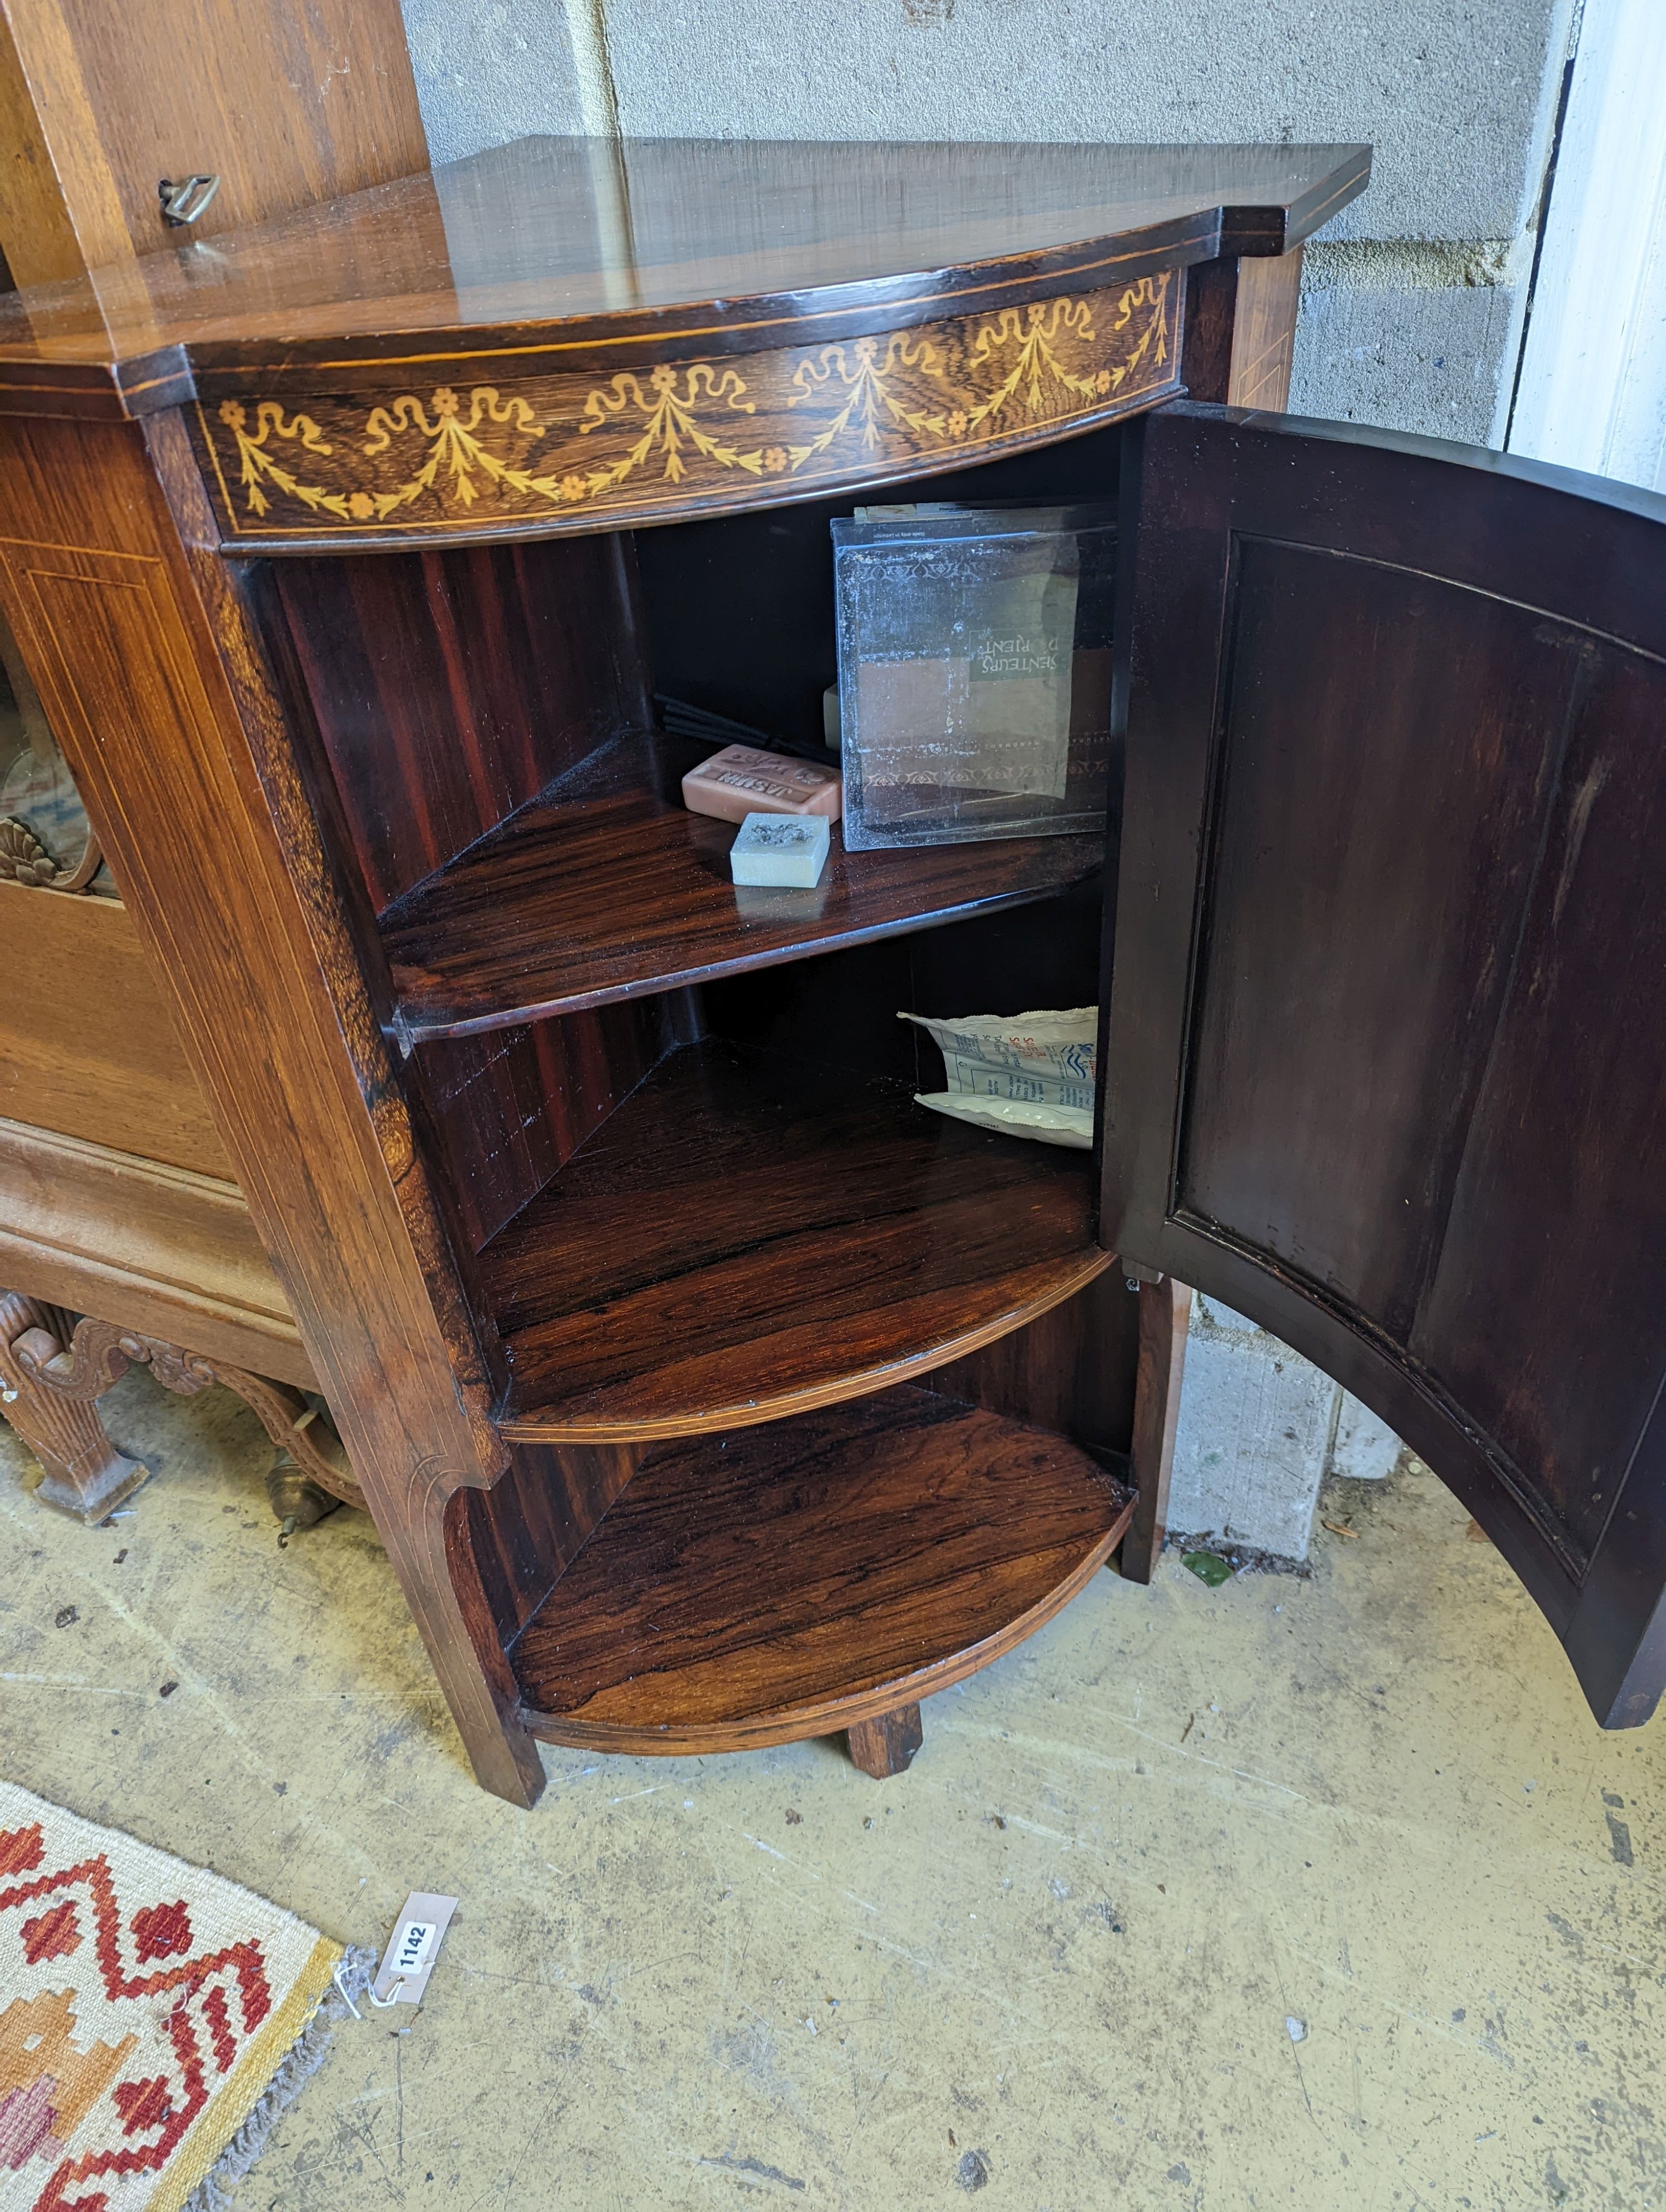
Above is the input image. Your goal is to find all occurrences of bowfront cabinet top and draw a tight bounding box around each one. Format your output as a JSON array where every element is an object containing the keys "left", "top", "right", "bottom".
[{"left": 0, "top": 136, "right": 1367, "bottom": 547}]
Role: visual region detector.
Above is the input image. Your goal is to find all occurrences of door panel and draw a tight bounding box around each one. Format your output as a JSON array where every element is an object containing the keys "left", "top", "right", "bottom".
[
  {"left": 1181, "top": 543, "right": 1579, "bottom": 1339},
  {"left": 1104, "top": 403, "right": 1666, "bottom": 1725}
]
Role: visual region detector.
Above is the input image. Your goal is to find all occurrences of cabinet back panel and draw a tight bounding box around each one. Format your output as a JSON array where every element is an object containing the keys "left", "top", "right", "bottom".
[
  {"left": 698, "top": 881, "right": 1103, "bottom": 1092},
  {"left": 458, "top": 1439, "right": 641, "bottom": 1647},
  {"left": 413, "top": 994, "right": 688, "bottom": 1254},
  {"left": 266, "top": 534, "right": 650, "bottom": 910},
  {"left": 635, "top": 425, "right": 1123, "bottom": 751},
  {"left": 929, "top": 1266, "right": 1138, "bottom": 1459}
]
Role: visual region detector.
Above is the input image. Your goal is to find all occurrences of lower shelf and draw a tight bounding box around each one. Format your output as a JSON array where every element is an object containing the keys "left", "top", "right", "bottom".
[
  {"left": 511, "top": 1386, "right": 1134, "bottom": 1753},
  {"left": 485, "top": 1038, "right": 1110, "bottom": 1442}
]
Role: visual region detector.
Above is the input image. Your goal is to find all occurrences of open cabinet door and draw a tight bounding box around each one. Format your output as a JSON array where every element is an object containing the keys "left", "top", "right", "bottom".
[{"left": 1103, "top": 402, "right": 1666, "bottom": 1727}]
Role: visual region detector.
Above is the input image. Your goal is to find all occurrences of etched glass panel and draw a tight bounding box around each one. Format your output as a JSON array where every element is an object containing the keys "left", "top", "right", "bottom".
[{"left": 833, "top": 504, "right": 1116, "bottom": 850}]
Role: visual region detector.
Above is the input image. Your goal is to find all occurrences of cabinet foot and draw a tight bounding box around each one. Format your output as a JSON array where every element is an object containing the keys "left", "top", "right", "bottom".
[
  {"left": 846, "top": 1703, "right": 924, "bottom": 1778},
  {"left": 1120, "top": 1274, "right": 1191, "bottom": 1585},
  {"left": 0, "top": 1291, "right": 149, "bottom": 1522}
]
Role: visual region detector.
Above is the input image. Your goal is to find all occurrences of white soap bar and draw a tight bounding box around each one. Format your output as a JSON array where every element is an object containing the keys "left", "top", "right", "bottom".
[{"left": 730, "top": 811, "right": 830, "bottom": 887}]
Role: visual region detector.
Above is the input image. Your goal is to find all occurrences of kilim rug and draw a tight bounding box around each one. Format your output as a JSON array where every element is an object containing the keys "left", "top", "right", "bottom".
[{"left": 0, "top": 1779, "right": 358, "bottom": 2212}]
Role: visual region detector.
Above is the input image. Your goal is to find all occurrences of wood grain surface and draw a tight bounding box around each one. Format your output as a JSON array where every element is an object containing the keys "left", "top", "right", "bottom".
[
  {"left": 0, "top": 0, "right": 426, "bottom": 285},
  {"left": 0, "top": 883, "right": 232, "bottom": 1173},
  {"left": 0, "top": 1113, "right": 310, "bottom": 1385},
  {"left": 384, "top": 730, "right": 1102, "bottom": 1038},
  {"left": 459, "top": 1437, "right": 640, "bottom": 1652},
  {"left": 1105, "top": 403, "right": 1666, "bottom": 1730},
  {"left": 412, "top": 997, "right": 681, "bottom": 1259},
  {"left": 847, "top": 1704, "right": 924, "bottom": 1777},
  {"left": 264, "top": 534, "right": 648, "bottom": 910},
  {"left": 483, "top": 1038, "right": 1110, "bottom": 1441},
  {"left": 0, "top": 138, "right": 1367, "bottom": 399},
  {"left": 0, "top": 411, "right": 546, "bottom": 1803},
  {"left": 511, "top": 1386, "right": 1133, "bottom": 1752},
  {"left": 926, "top": 1260, "right": 1138, "bottom": 1461},
  {"left": 1179, "top": 244, "right": 1304, "bottom": 411}
]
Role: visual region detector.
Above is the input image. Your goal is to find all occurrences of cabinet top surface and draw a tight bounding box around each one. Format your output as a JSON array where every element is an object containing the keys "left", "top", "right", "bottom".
[{"left": 0, "top": 135, "right": 1368, "bottom": 413}]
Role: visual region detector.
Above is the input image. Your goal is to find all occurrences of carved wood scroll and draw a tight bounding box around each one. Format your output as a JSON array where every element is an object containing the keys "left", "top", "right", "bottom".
[
  {"left": 0, "top": 816, "right": 104, "bottom": 891},
  {"left": 0, "top": 1290, "right": 148, "bottom": 1521},
  {"left": 8, "top": 1311, "right": 365, "bottom": 1511},
  {"left": 192, "top": 276, "right": 1181, "bottom": 547}
]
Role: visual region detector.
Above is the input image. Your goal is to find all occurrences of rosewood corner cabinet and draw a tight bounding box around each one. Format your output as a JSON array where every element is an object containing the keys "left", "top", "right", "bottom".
[{"left": 0, "top": 135, "right": 1659, "bottom": 1809}]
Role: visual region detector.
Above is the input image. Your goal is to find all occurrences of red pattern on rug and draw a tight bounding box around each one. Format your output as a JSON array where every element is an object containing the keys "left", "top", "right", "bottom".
[{"left": 0, "top": 1809, "right": 307, "bottom": 2212}]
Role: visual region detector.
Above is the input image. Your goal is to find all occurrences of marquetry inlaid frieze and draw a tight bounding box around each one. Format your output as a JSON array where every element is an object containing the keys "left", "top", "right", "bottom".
[{"left": 192, "top": 274, "right": 1180, "bottom": 547}]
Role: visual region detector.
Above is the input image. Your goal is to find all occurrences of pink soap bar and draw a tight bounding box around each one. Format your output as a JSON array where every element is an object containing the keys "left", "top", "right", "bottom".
[{"left": 681, "top": 743, "right": 842, "bottom": 823}]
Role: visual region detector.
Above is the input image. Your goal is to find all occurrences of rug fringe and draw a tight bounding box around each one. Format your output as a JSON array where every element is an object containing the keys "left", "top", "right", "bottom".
[{"left": 182, "top": 1944, "right": 379, "bottom": 2212}]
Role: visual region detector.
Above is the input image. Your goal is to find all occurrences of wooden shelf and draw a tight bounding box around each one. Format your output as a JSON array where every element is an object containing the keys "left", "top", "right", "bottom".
[
  {"left": 483, "top": 1038, "right": 1111, "bottom": 1441},
  {"left": 381, "top": 732, "right": 1101, "bottom": 1040},
  {"left": 511, "top": 1386, "right": 1135, "bottom": 1752}
]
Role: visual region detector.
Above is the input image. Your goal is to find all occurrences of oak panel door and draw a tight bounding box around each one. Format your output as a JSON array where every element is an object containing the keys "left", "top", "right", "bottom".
[{"left": 1103, "top": 403, "right": 1666, "bottom": 1727}]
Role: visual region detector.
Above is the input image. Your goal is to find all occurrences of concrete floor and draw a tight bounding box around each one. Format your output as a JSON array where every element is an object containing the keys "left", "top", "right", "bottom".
[{"left": 2, "top": 1375, "right": 1662, "bottom": 2211}]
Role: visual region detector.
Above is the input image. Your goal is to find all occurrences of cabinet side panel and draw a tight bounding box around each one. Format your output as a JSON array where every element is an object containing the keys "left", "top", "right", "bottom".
[
  {"left": 0, "top": 411, "right": 544, "bottom": 1803},
  {"left": 1178, "top": 251, "right": 1303, "bottom": 411},
  {"left": 267, "top": 535, "right": 651, "bottom": 909},
  {"left": 1225, "top": 249, "right": 1303, "bottom": 410}
]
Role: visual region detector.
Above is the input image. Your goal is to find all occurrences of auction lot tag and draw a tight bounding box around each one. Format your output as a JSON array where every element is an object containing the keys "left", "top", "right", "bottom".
[{"left": 372, "top": 1892, "right": 459, "bottom": 2006}]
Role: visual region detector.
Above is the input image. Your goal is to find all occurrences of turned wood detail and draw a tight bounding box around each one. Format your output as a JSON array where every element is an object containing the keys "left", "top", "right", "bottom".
[
  {"left": 9, "top": 1310, "right": 365, "bottom": 1511},
  {"left": 0, "top": 1289, "right": 148, "bottom": 1521},
  {"left": 846, "top": 1705, "right": 924, "bottom": 1779}
]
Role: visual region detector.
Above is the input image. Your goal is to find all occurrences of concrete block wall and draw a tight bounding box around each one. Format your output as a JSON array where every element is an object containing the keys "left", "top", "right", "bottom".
[
  {"left": 1168, "top": 1296, "right": 1402, "bottom": 1566},
  {"left": 402, "top": 0, "right": 1575, "bottom": 441}
]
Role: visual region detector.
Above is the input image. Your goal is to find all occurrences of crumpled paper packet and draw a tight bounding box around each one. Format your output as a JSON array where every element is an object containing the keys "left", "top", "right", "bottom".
[{"left": 898, "top": 1006, "right": 1097, "bottom": 1149}]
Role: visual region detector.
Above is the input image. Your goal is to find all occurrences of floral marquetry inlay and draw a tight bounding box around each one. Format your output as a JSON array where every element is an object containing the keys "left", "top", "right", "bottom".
[{"left": 195, "top": 275, "right": 1178, "bottom": 544}]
